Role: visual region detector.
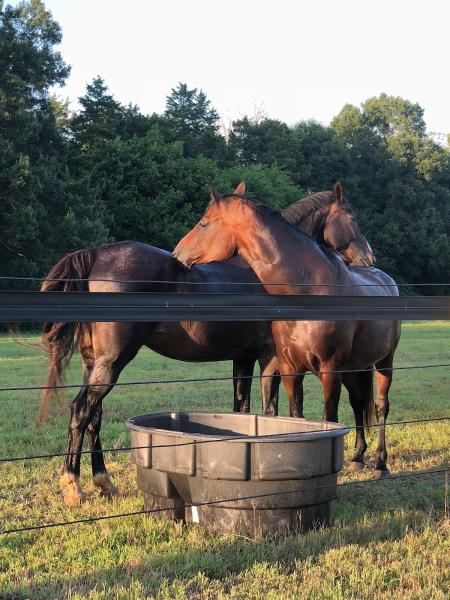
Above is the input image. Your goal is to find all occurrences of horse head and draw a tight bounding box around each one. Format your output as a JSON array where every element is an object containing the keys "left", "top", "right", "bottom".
[
  {"left": 282, "top": 182, "right": 375, "bottom": 267},
  {"left": 174, "top": 183, "right": 245, "bottom": 267},
  {"left": 323, "top": 182, "right": 375, "bottom": 266}
]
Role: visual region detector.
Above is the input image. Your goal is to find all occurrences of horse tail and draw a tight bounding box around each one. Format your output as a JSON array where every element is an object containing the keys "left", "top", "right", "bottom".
[
  {"left": 360, "top": 367, "right": 376, "bottom": 435},
  {"left": 39, "top": 248, "right": 96, "bottom": 423}
]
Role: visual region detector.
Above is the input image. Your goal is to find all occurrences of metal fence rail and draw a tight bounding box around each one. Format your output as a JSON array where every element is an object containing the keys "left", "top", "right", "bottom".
[{"left": 1, "top": 291, "right": 450, "bottom": 322}]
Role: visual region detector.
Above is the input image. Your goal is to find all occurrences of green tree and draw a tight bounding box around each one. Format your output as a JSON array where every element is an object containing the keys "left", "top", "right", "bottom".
[
  {"left": 331, "top": 94, "right": 450, "bottom": 288},
  {"left": 0, "top": 1, "right": 109, "bottom": 282},
  {"left": 228, "top": 117, "right": 354, "bottom": 191},
  {"left": 290, "top": 121, "right": 354, "bottom": 190},
  {"left": 165, "top": 83, "right": 227, "bottom": 162},
  {"left": 362, "top": 94, "right": 447, "bottom": 181},
  {"left": 228, "top": 118, "right": 295, "bottom": 170},
  {"left": 70, "top": 76, "right": 154, "bottom": 149},
  {"left": 83, "top": 128, "right": 223, "bottom": 248},
  {"left": 70, "top": 77, "right": 123, "bottom": 146},
  {"left": 222, "top": 164, "right": 305, "bottom": 211}
]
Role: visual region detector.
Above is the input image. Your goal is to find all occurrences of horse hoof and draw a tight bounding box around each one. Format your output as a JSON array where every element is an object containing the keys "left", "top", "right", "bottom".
[
  {"left": 63, "top": 490, "right": 86, "bottom": 506},
  {"left": 348, "top": 460, "right": 365, "bottom": 471},
  {"left": 93, "top": 473, "right": 119, "bottom": 498},
  {"left": 60, "top": 473, "right": 86, "bottom": 506},
  {"left": 100, "top": 483, "right": 119, "bottom": 499},
  {"left": 374, "top": 468, "right": 390, "bottom": 479}
]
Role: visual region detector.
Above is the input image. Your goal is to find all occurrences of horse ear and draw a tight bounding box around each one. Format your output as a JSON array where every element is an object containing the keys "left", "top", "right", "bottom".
[
  {"left": 333, "top": 181, "right": 343, "bottom": 204},
  {"left": 233, "top": 181, "right": 246, "bottom": 196},
  {"left": 208, "top": 185, "right": 220, "bottom": 203}
]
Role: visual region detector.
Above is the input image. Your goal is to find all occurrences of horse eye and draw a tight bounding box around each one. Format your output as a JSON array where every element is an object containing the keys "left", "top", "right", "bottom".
[{"left": 199, "top": 221, "right": 208, "bottom": 228}]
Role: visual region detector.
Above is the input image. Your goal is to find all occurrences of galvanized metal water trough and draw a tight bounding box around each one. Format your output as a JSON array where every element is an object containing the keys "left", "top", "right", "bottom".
[{"left": 126, "top": 412, "right": 349, "bottom": 536}]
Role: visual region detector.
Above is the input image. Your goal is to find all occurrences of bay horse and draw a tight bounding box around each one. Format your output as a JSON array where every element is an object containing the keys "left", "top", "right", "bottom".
[
  {"left": 41, "top": 183, "right": 374, "bottom": 505},
  {"left": 174, "top": 189, "right": 401, "bottom": 478}
]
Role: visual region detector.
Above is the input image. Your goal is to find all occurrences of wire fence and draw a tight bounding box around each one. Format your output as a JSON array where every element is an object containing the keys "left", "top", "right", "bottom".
[
  {"left": 0, "top": 285, "right": 448, "bottom": 537},
  {"left": 0, "top": 362, "right": 449, "bottom": 394},
  {"left": 1, "top": 274, "right": 450, "bottom": 287},
  {"left": 1, "top": 468, "right": 447, "bottom": 536},
  {"left": 0, "top": 415, "right": 448, "bottom": 464}
]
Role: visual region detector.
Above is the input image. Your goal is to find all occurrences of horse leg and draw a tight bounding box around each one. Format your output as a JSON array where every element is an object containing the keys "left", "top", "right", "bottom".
[
  {"left": 87, "top": 401, "right": 119, "bottom": 497},
  {"left": 233, "top": 358, "right": 255, "bottom": 412},
  {"left": 60, "top": 358, "right": 118, "bottom": 505},
  {"left": 319, "top": 367, "right": 342, "bottom": 423},
  {"left": 374, "top": 353, "right": 394, "bottom": 477},
  {"left": 78, "top": 348, "right": 118, "bottom": 498},
  {"left": 343, "top": 372, "right": 368, "bottom": 469},
  {"left": 61, "top": 324, "right": 142, "bottom": 505},
  {"left": 278, "top": 356, "right": 305, "bottom": 418},
  {"left": 258, "top": 353, "right": 280, "bottom": 416},
  {"left": 61, "top": 389, "right": 95, "bottom": 505},
  {"left": 58, "top": 352, "right": 91, "bottom": 505}
]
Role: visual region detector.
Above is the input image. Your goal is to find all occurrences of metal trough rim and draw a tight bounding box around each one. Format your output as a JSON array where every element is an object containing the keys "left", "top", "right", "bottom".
[{"left": 125, "top": 411, "right": 349, "bottom": 443}]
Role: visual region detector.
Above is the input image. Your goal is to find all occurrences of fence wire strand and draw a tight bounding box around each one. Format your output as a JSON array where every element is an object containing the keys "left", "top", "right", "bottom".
[
  {"left": 1, "top": 362, "right": 449, "bottom": 394},
  {"left": 0, "top": 415, "right": 449, "bottom": 464},
  {"left": 1, "top": 468, "right": 447, "bottom": 536},
  {"left": 1, "top": 275, "right": 450, "bottom": 288}
]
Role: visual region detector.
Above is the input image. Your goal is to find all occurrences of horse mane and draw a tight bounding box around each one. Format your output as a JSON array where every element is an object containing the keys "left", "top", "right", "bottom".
[
  {"left": 281, "top": 191, "right": 336, "bottom": 226},
  {"left": 218, "top": 193, "right": 325, "bottom": 248},
  {"left": 221, "top": 190, "right": 348, "bottom": 228},
  {"left": 219, "top": 194, "right": 284, "bottom": 221}
]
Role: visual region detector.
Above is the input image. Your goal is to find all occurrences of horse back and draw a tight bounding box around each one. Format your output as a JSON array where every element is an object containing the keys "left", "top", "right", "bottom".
[
  {"left": 87, "top": 241, "right": 185, "bottom": 292},
  {"left": 346, "top": 266, "right": 399, "bottom": 297}
]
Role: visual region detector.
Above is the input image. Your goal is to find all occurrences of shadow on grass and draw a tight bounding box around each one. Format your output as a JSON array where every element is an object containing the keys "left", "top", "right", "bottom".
[
  {"left": 339, "top": 453, "right": 449, "bottom": 516},
  {"left": 339, "top": 446, "right": 449, "bottom": 484},
  {"left": 4, "top": 472, "right": 448, "bottom": 600}
]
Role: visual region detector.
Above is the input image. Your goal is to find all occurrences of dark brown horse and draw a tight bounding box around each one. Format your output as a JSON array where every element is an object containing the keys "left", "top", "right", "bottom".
[
  {"left": 174, "top": 189, "right": 401, "bottom": 478},
  {"left": 41, "top": 183, "right": 373, "bottom": 505}
]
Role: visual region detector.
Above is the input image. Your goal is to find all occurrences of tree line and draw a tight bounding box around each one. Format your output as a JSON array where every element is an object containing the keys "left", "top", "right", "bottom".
[{"left": 1, "top": 1, "right": 449, "bottom": 292}]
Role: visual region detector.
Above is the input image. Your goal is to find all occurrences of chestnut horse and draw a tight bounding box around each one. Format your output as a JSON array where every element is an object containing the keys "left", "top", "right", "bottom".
[
  {"left": 41, "top": 183, "right": 373, "bottom": 505},
  {"left": 174, "top": 189, "right": 401, "bottom": 477}
]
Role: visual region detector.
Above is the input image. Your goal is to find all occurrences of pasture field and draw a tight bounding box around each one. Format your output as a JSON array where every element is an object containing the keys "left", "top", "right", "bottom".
[{"left": 0, "top": 322, "right": 449, "bottom": 599}]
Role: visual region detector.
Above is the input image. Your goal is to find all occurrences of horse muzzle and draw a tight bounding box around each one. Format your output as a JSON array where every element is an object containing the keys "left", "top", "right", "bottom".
[
  {"left": 342, "top": 241, "right": 376, "bottom": 267},
  {"left": 173, "top": 246, "right": 194, "bottom": 268}
]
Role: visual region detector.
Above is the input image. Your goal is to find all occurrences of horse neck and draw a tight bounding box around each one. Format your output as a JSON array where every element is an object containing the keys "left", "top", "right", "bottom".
[
  {"left": 229, "top": 206, "right": 339, "bottom": 294},
  {"left": 296, "top": 205, "right": 329, "bottom": 244}
]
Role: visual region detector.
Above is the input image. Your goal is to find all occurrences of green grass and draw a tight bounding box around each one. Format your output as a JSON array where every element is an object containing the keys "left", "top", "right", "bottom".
[{"left": 0, "top": 322, "right": 449, "bottom": 599}]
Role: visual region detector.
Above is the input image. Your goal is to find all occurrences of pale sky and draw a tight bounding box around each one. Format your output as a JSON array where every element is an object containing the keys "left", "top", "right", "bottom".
[{"left": 16, "top": 0, "right": 450, "bottom": 135}]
